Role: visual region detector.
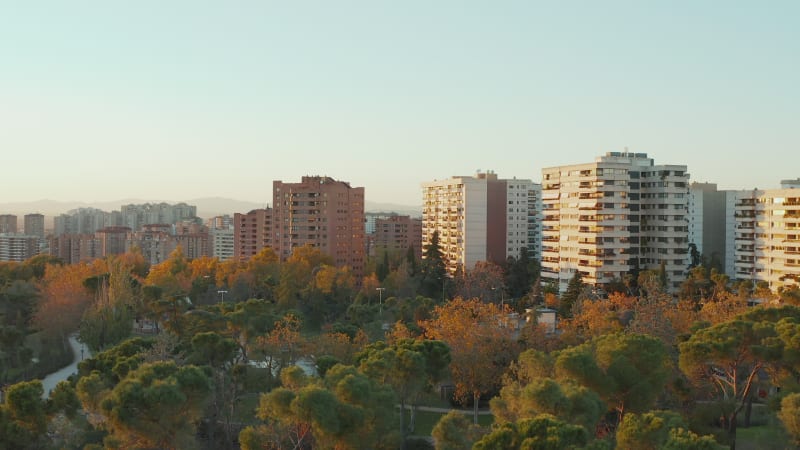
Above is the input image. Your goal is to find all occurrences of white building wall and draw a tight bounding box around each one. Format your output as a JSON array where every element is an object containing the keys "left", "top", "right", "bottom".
[
  {"left": 505, "top": 179, "right": 535, "bottom": 260},
  {"left": 689, "top": 188, "right": 704, "bottom": 256},
  {"left": 461, "top": 179, "right": 488, "bottom": 270},
  {"left": 725, "top": 190, "right": 744, "bottom": 277},
  {"left": 542, "top": 152, "right": 689, "bottom": 292},
  {"left": 211, "top": 228, "right": 235, "bottom": 261}
]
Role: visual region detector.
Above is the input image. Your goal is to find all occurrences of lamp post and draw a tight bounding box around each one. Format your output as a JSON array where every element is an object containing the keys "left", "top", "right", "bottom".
[
  {"left": 376, "top": 287, "right": 385, "bottom": 315},
  {"left": 217, "top": 289, "right": 228, "bottom": 304},
  {"left": 492, "top": 287, "right": 505, "bottom": 310}
]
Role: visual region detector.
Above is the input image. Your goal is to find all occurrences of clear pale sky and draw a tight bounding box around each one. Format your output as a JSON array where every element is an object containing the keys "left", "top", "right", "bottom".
[{"left": 1, "top": 1, "right": 798, "bottom": 206}]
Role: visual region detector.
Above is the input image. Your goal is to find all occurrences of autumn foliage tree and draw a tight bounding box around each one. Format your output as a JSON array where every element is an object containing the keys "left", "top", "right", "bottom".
[
  {"left": 420, "top": 297, "right": 519, "bottom": 423},
  {"left": 34, "top": 261, "right": 103, "bottom": 356}
]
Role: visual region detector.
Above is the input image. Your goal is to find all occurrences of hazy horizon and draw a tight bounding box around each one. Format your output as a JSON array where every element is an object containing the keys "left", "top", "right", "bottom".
[{"left": 2, "top": 2, "right": 798, "bottom": 205}]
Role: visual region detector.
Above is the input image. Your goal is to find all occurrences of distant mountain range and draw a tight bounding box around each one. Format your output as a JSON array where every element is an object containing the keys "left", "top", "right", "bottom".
[{"left": 0, "top": 198, "right": 422, "bottom": 220}]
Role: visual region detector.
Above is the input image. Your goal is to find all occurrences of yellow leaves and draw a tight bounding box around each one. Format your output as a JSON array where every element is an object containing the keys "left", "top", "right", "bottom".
[
  {"left": 287, "top": 245, "right": 333, "bottom": 268},
  {"left": 314, "top": 265, "right": 354, "bottom": 295},
  {"left": 385, "top": 321, "right": 414, "bottom": 344},
  {"left": 188, "top": 256, "right": 218, "bottom": 280},
  {"left": 145, "top": 247, "right": 193, "bottom": 296},
  {"left": 315, "top": 266, "right": 339, "bottom": 294}
]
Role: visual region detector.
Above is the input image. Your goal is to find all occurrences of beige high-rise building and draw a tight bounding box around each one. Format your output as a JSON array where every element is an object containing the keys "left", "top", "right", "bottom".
[
  {"left": 734, "top": 186, "right": 800, "bottom": 290},
  {"left": 421, "top": 172, "right": 540, "bottom": 275},
  {"left": 541, "top": 152, "right": 689, "bottom": 292},
  {"left": 273, "top": 176, "right": 366, "bottom": 276},
  {"left": 23, "top": 214, "right": 45, "bottom": 239}
]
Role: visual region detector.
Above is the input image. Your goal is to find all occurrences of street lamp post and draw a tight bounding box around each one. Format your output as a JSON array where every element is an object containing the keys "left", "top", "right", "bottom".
[
  {"left": 376, "top": 287, "right": 385, "bottom": 315},
  {"left": 217, "top": 290, "right": 228, "bottom": 304},
  {"left": 492, "top": 287, "right": 505, "bottom": 310}
]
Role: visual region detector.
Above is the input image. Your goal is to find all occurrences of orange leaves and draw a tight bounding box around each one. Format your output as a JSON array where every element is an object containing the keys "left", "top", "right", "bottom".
[
  {"left": 419, "top": 297, "right": 519, "bottom": 405},
  {"left": 34, "top": 262, "right": 103, "bottom": 336}
]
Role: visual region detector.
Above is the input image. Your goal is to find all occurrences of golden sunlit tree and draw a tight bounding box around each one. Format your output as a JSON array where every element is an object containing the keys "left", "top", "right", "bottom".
[{"left": 420, "top": 297, "right": 520, "bottom": 423}]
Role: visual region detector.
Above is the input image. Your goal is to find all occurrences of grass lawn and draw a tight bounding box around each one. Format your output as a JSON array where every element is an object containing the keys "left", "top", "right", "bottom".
[
  {"left": 406, "top": 409, "right": 494, "bottom": 436},
  {"left": 736, "top": 423, "right": 792, "bottom": 450}
]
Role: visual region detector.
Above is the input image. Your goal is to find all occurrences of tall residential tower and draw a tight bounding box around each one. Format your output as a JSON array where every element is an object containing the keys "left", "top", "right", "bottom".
[
  {"left": 272, "top": 176, "right": 366, "bottom": 276},
  {"left": 541, "top": 152, "right": 689, "bottom": 292},
  {"left": 421, "top": 172, "right": 541, "bottom": 274}
]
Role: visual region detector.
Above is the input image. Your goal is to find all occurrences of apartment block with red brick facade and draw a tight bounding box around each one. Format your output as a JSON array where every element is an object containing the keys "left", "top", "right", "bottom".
[
  {"left": 273, "top": 176, "right": 365, "bottom": 277},
  {"left": 372, "top": 215, "right": 422, "bottom": 260},
  {"left": 234, "top": 208, "right": 273, "bottom": 261}
]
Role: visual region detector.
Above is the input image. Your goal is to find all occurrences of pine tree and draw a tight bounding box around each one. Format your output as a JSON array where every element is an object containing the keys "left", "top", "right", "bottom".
[
  {"left": 420, "top": 231, "right": 447, "bottom": 300},
  {"left": 560, "top": 271, "right": 585, "bottom": 318},
  {"left": 405, "top": 244, "right": 418, "bottom": 275}
]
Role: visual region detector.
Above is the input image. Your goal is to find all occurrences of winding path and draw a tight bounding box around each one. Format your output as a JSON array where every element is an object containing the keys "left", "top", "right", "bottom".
[{"left": 40, "top": 334, "right": 91, "bottom": 398}]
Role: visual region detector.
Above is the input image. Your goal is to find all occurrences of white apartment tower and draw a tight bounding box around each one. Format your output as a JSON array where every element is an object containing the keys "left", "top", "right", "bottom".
[
  {"left": 422, "top": 172, "right": 540, "bottom": 274},
  {"left": 541, "top": 152, "right": 689, "bottom": 292},
  {"left": 733, "top": 186, "right": 800, "bottom": 290}
]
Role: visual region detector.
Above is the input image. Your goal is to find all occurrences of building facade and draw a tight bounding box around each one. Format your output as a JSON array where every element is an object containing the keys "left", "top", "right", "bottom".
[
  {"left": 121, "top": 203, "right": 198, "bottom": 231},
  {"left": 733, "top": 187, "right": 800, "bottom": 290},
  {"left": 273, "top": 176, "right": 366, "bottom": 276},
  {"left": 0, "top": 234, "right": 40, "bottom": 262},
  {"left": 541, "top": 152, "right": 689, "bottom": 292},
  {"left": 48, "top": 234, "right": 99, "bottom": 264},
  {"left": 23, "top": 214, "right": 45, "bottom": 239},
  {"left": 95, "top": 226, "right": 131, "bottom": 257},
  {"left": 234, "top": 208, "right": 274, "bottom": 261},
  {"left": 688, "top": 183, "right": 727, "bottom": 269},
  {"left": 211, "top": 228, "right": 235, "bottom": 261},
  {"left": 55, "top": 208, "right": 117, "bottom": 236},
  {"left": 126, "top": 224, "right": 177, "bottom": 265},
  {"left": 372, "top": 215, "right": 423, "bottom": 260},
  {"left": 0, "top": 215, "right": 17, "bottom": 234},
  {"left": 174, "top": 222, "right": 211, "bottom": 260},
  {"left": 422, "top": 172, "right": 540, "bottom": 274}
]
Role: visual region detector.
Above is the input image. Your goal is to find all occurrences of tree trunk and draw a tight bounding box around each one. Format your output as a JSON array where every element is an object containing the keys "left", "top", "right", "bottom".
[
  {"left": 473, "top": 393, "right": 480, "bottom": 425},
  {"left": 400, "top": 398, "right": 407, "bottom": 450},
  {"left": 409, "top": 402, "right": 417, "bottom": 434},
  {"left": 744, "top": 394, "right": 753, "bottom": 428},
  {"left": 728, "top": 411, "right": 738, "bottom": 450}
]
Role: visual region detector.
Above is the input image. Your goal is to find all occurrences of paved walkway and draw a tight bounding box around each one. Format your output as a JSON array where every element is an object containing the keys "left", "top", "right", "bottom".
[
  {"left": 399, "top": 404, "right": 493, "bottom": 415},
  {"left": 40, "top": 335, "right": 91, "bottom": 398}
]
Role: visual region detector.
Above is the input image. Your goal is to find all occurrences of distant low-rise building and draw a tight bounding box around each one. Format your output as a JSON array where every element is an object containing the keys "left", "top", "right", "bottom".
[{"left": 372, "top": 215, "right": 422, "bottom": 260}]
